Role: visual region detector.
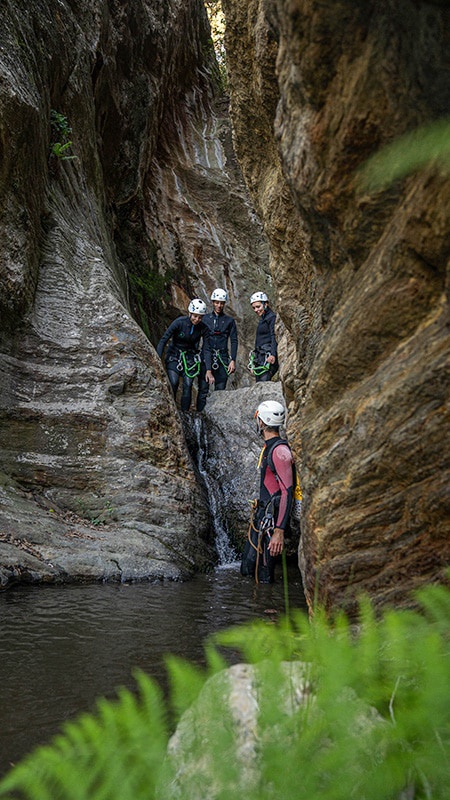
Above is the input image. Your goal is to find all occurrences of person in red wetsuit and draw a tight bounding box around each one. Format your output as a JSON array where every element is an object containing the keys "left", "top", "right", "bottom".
[{"left": 241, "top": 400, "right": 294, "bottom": 583}]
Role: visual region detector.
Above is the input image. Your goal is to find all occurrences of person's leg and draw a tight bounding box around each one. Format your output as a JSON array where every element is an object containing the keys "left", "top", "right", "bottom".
[
  {"left": 166, "top": 367, "right": 180, "bottom": 398},
  {"left": 240, "top": 505, "right": 261, "bottom": 578},
  {"left": 180, "top": 374, "right": 194, "bottom": 411},
  {"left": 213, "top": 361, "right": 228, "bottom": 391},
  {"left": 196, "top": 364, "right": 209, "bottom": 411},
  {"left": 258, "top": 533, "right": 276, "bottom": 583}
]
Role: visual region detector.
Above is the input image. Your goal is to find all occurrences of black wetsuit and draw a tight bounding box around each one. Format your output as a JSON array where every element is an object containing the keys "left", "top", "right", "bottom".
[
  {"left": 197, "top": 311, "right": 238, "bottom": 411},
  {"left": 253, "top": 307, "right": 278, "bottom": 382},
  {"left": 157, "top": 316, "right": 212, "bottom": 411}
]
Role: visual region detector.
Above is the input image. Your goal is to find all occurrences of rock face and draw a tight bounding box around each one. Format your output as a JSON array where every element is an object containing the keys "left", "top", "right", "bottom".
[
  {"left": 0, "top": 0, "right": 268, "bottom": 586},
  {"left": 184, "top": 382, "right": 290, "bottom": 554},
  {"left": 1, "top": 0, "right": 448, "bottom": 612},
  {"left": 222, "top": 0, "right": 450, "bottom": 612}
]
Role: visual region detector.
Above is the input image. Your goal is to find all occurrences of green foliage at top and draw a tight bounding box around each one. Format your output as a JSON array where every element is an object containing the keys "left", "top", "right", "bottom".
[
  {"left": 204, "top": 0, "right": 228, "bottom": 93},
  {"left": 357, "top": 116, "right": 450, "bottom": 192},
  {"left": 0, "top": 582, "right": 449, "bottom": 799},
  {"left": 50, "top": 110, "right": 72, "bottom": 141},
  {"left": 49, "top": 110, "right": 76, "bottom": 161}
]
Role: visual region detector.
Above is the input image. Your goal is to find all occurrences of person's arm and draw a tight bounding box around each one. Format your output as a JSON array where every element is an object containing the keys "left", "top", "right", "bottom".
[
  {"left": 157, "top": 319, "right": 178, "bottom": 358},
  {"left": 201, "top": 324, "right": 214, "bottom": 382},
  {"left": 227, "top": 319, "right": 237, "bottom": 374},
  {"left": 229, "top": 318, "right": 238, "bottom": 362},
  {"left": 268, "top": 445, "right": 293, "bottom": 555},
  {"left": 267, "top": 312, "right": 277, "bottom": 363}
]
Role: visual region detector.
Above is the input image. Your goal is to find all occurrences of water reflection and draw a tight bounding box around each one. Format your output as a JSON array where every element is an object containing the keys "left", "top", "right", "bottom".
[{"left": 0, "top": 562, "right": 306, "bottom": 775}]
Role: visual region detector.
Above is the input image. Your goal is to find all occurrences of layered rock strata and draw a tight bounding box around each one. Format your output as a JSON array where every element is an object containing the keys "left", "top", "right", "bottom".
[
  {"left": 0, "top": 0, "right": 268, "bottom": 586},
  {"left": 222, "top": 0, "right": 450, "bottom": 612}
]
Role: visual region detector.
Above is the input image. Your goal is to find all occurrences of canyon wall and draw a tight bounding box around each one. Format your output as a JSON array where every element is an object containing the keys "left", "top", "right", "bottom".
[
  {"left": 0, "top": 0, "right": 268, "bottom": 586},
  {"left": 1, "top": 0, "right": 448, "bottom": 612},
  {"left": 222, "top": 0, "right": 450, "bottom": 612}
]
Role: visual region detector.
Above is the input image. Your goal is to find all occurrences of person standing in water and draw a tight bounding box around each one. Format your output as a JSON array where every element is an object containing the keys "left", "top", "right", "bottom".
[
  {"left": 196, "top": 288, "right": 238, "bottom": 411},
  {"left": 248, "top": 291, "right": 278, "bottom": 382},
  {"left": 241, "top": 400, "right": 294, "bottom": 583},
  {"left": 157, "top": 299, "right": 214, "bottom": 411}
]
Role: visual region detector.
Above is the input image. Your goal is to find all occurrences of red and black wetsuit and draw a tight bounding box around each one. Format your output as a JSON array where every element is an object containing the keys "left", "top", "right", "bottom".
[
  {"left": 259, "top": 437, "right": 294, "bottom": 531},
  {"left": 241, "top": 436, "right": 294, "bottom": 583}
]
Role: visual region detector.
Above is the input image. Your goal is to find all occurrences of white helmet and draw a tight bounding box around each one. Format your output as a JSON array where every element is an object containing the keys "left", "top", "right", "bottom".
[
  {"left": 250, "top": 291, "right": 268, "bottom": 304},
  {"left": 211, "top": 288, "right": 228, "bottom": 302},
  {"left": 255, "top": 400, "right": 286, "bottom": 428},
  {"left": 188, "top": 298, "right": 207, "bottom": 315}
]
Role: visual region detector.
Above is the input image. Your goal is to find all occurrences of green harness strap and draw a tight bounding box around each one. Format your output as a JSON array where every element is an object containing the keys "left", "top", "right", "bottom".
[
  {"left": 180, "top": 351, "right": 200, "bottom": 378},
  {"left": 248, "top": 351, "right": 270, "bottom": 376},
  {"left": 212, "top": 349, "right": 230, "bottom": 370}
]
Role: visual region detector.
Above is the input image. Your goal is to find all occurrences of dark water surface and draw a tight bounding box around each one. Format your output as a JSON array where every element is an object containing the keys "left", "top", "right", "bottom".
[{"left": 0, "top": 562, "right": 306, "bottom": 775}]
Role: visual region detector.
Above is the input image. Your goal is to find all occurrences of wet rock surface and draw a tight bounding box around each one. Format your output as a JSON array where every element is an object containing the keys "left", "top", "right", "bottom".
[
  {"left": 0, "top": 0, "right": 262, "bottom": 587},
  {"left": 185, "top": 382, "right": 287, "bottom": 552},
  {"left": 0, "top": 0, "right": 448, "bottom": 609},
  {"left": 222, "top": 0, "right": 450, "bottom": 612}
]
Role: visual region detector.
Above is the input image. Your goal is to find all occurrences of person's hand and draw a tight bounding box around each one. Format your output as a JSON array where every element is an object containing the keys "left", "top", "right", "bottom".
[
  {"left": 266, "top": 354, "right": 275, "bottom": 364},
  {"left": 269, "top": 528, "right": 284, "bottom": 556},
  {"left": 227, "top": 360, "right": 236, "bottom": 374},
  {"left": 206, "top": 370, "right": 215, "bottom": 385}
]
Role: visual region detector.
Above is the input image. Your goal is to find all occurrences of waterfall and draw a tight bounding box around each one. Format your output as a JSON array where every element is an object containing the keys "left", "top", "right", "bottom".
[{"left": 191, "top": 415, "right": 238, "bottom": 566}]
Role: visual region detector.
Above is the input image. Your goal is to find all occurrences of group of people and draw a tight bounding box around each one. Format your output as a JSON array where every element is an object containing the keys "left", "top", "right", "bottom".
[
  {"left": 156, "top": 288, "right": 278, "bottom": 412},
  {"left": 157, "top": 292, "right": 294, "bottom": 584}
]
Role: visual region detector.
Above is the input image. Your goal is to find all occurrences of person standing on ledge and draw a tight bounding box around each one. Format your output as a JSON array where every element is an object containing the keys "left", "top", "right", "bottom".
[
  {"left": 156, "top": 299, "right": 214, "bottom": 411},
  {"left": 241, "top": 400, "right": 294, "bottom": 584},
  {"left": 196, "top": 288, "right": 238, "bottom": 412},
  {"left": 248, "top": 291, "right": 279, "bottom": 382}
]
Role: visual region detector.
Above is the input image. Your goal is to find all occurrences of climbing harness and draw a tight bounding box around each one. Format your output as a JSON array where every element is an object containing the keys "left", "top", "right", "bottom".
[
  {"left": 247, "top": 349, "right": 271, "bottom": 376},
  {"left": 176, "top": 351, "right": 201, "bottom": 378},
  {"left": 212, "top": 349, "right": 230, "bottom": 371},
  {"left": 244, "top": 500, "right": 274, "bottom": 584}
]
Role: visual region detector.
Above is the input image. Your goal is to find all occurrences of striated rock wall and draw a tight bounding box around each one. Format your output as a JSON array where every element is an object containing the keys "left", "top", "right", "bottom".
[
  {"left": 222, "top": 0, "right": 450, "bottom": 612},
  {"left": 1, "top": 0, "right": 448, "bottom": 612},
  {"left": 0, "top": 0, "right": 268, "bottom": 586}
]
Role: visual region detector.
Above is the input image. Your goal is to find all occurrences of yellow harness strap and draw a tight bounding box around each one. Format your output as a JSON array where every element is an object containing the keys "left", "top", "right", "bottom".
[{"left": 257, "top": 444, "right": 266, "bottom": 470}]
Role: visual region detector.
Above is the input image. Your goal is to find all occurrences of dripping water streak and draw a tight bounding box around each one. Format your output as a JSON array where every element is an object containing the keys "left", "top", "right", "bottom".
[{"left": 192, "top": 415, "right": 238, "bottom": 566}]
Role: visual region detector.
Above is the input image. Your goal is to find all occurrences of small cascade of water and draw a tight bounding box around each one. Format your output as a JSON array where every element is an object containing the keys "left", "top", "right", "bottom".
[{"left": 191, "top": 416, "right": 238, "bottom": 566}]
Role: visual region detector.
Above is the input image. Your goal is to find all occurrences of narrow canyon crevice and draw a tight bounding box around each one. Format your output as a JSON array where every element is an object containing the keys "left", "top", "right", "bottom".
[{"left": 0, "top": 0, "right": 448, "bottom": 613}]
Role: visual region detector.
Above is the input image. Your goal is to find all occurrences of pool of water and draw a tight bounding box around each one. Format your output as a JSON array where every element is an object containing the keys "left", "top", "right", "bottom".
[{"left": 0, "top": 561, "right": 306, "bottom": 775}]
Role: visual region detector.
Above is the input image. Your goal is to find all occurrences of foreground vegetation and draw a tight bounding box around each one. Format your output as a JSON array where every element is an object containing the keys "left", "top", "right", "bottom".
[{"left": 0, "top": 580, "right": 448, "bottom": 799}]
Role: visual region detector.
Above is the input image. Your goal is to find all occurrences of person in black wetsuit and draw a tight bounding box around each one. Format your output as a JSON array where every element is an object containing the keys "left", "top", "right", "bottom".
[
  {"left": 241, "top": 400, "right": 294, "bottom": 583},
  {"left": 248, "top": 291, "right": 279, "bottom": 382},
  {"left": 156, "top": 299, "right": 214, "bottom": 411},
  {"left": 196, "top": 288, "right": 238, "bottom": 412}
]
